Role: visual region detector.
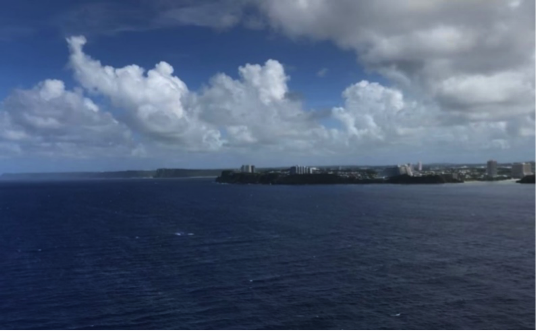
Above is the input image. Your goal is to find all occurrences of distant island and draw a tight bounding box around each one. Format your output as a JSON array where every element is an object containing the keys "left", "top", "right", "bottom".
[
  {"left": 0, "top": 168, "right": 227, "bottom": 180},
  {"left": 215, "top": 171, "right": 463, "bottom": 185}
]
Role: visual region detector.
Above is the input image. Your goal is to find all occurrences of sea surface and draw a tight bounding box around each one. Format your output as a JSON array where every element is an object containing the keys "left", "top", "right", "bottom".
[{"left": 0, "top": 179, "right": 534, "bottom": 329}]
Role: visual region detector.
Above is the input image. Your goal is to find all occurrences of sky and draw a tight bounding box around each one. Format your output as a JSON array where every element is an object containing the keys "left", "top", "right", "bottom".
[{"left": 0, "top": 0, "right": 534, "bottom": 173}]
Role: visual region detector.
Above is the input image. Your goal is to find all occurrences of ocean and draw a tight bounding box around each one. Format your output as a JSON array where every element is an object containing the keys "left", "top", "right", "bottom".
[{"left": 0, "top": 179, "right": 534, "bottom": 329}]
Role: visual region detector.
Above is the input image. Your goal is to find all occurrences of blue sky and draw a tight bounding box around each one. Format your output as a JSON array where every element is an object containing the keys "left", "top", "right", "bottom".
[
  {"left": 0, "top": 0, "right": 534, "bottom": 172},
  {"left": 0, "top": 21, "right": 381, "bottom": 108}
]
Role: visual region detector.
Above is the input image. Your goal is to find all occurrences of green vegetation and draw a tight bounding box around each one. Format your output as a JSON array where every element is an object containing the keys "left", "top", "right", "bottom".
[
  {"left": 517, "top": 175, "right": 535, "bottom": 184},
  {"left": 216, "top": 172, "right": 463, "bottom": 185},
  {"left": 478, "top": 176, "right": 512, "bottom": 182},
  {"left": 386, "top": 174, "right": 462, "bottom": 184}
]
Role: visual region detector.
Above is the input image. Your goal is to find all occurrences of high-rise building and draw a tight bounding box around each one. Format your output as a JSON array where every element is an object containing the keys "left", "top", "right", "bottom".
[
  {"left": 383, "top": 165, "right": 413, "bottom": 177},
  {"left": 487, "top": 160, "right": 497, "bottom": 177},
  {"left": 512, "top": 162, "right": 532, "bottom": 178},
  {"left": 406, "top": 165, "right": 413, "bottom": 177},
  {"left": 240, "top": 165, "right": 254, "bottom": 173},
  {"left": 290, "top": 165, "right": 311, "bottom": 175},
  {"left": 524, "top": 163, "right": 533, "bottom": 175},
  {"left": 418, "top": 161, "right": 422, "bottom": 171},
  {"left": 512, "top": 163, "right": 524, "bottom": 178}
]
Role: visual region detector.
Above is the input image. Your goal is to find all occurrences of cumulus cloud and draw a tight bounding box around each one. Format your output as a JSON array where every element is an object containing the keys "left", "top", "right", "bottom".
[
  {"left": 1, "top": 19, "right": 533, "bottom": 165},
  {"left": 45, "top": 0, "right": 536, "bottom": 147},
  {"left": 67, "top": 36, "right": 223, "bottom": 152},
  {"left": 0, "top": 79, "right": 136, "bottom": 158},
  {"left": 256, "top": 0, "right": 535, "bottom": 124},
  {"left": 196, "top": 60, "right": 332, "bottom": 151},
  {"left": 66, "top": 36, "right": 336, "bottom": 155},
  {"left": 333, "top": 81, "right": 405, "bottom": 143}
]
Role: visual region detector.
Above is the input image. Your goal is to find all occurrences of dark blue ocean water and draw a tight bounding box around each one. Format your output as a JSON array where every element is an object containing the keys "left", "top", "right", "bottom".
[{"left": 0, "top": 179, "right": 534, "bottom": 329}]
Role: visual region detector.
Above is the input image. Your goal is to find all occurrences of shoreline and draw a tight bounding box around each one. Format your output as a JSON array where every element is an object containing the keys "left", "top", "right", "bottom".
[{"left": 215, "top": 173, "right": 464, "bottom": 185}]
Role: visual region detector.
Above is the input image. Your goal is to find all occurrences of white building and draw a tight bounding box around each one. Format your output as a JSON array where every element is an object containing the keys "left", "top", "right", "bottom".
[
  {"left": 240, "top": 165, "right": 254, "bottom": 173},
  {"left": 384, "top": 164, "right": 413, "bottom": 177},
  {"left": 290, "top": 165, "right": 312, "bottom": 175},
  {"left": 487, "top": 160, "right": 498, "bottom": 177},
  {"left": 406, "top": 164, "right": 413, "bottom": 177},
  {"left": 418, "top": 161, "right": 422, "bottom": 171},
  {"left": 512, "top": 162, "right": 532, "bottom": 178}
]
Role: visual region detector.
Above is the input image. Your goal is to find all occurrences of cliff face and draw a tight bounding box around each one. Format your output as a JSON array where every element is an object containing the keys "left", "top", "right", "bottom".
[{"left": 517, "top": 175, "right": 535, "bottom": 184}]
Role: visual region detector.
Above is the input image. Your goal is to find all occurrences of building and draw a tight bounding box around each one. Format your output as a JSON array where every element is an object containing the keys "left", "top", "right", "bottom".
[
  {"left": 383, "top": 164, "right": 413, "bottom": 177},
  {"left": 417, "top": 161, "right": 422, "bottom": 171},
  {"left": 486, "top": 160, "right": 497, "bottom": 177},
  {"left": 524, "top": 163, "right": 533, "bottom": 175},
  {"left": 290, "top": 165, "right": 312, "bottom": 175},
  {"left": 512, "top": 162, "right": 532, "bottom": 178},
  {"left": 240, "top": 165, "right": 254, "bottom": 173},
  {"left": 406, "top": 163, "right": 413, "bottom": 176}
]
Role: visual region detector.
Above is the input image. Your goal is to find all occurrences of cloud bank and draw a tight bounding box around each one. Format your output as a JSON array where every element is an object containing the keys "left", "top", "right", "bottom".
[
  {"left": 258, "top": 0, "right": 534, "bottom": 123},
  {"left": 0, "top": 0, "right": 533, "bottom": 166}
]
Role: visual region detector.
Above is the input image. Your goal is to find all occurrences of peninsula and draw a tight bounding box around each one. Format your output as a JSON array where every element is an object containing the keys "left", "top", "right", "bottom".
[
  {"left": 0, "top": 168, "right": 226, "bottom": 180},
  {"left": 215, "top": 171, "right": 463, "bottom": 185}
]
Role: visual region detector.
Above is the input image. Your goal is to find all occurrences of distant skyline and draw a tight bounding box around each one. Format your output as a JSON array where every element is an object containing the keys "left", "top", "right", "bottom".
[{"left": 0, "top": 0, "right": 534, "bottom": 173}]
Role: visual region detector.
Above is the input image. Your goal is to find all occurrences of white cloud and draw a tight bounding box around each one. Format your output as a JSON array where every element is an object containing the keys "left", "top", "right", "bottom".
[
  {"left": 329, "top": 79, "right": 533, "bottom": 158},
  {"left": 256, "top": 0, "right": 535, "bottom": 125},
  {"left": 67, "top": 36, "right": 223, "bottom": 152},
  {"left": 0, "top": 79, "right": 137, "bottom": 158},
  {"left": 66, "top": 37, "right": 337, "bottom": 156},
  {"left": 195, "top": 60, "right": 331, "bottom": 152},
  {"left": 333, "top": 81, "right": 404, "bottom": 142},
  {"left": 1, "top": 25, "right": 533, "bottom": 166}
]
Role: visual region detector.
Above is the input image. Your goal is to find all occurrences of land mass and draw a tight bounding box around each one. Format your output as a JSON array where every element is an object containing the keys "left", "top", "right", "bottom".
[
  {"left": 517, "top": 175, "right": 535, "bottom": 184},
  {"left": 0, "top": 168, "right": 227, "bottom": 180},
  {"left": 215, "top": 172, "right": 463, "bottom": 185}
]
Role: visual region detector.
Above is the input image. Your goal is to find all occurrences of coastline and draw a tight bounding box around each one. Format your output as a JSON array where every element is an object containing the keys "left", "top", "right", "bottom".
[{"left": 215, "top": 173, "right": 464, "bottom": 185}]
